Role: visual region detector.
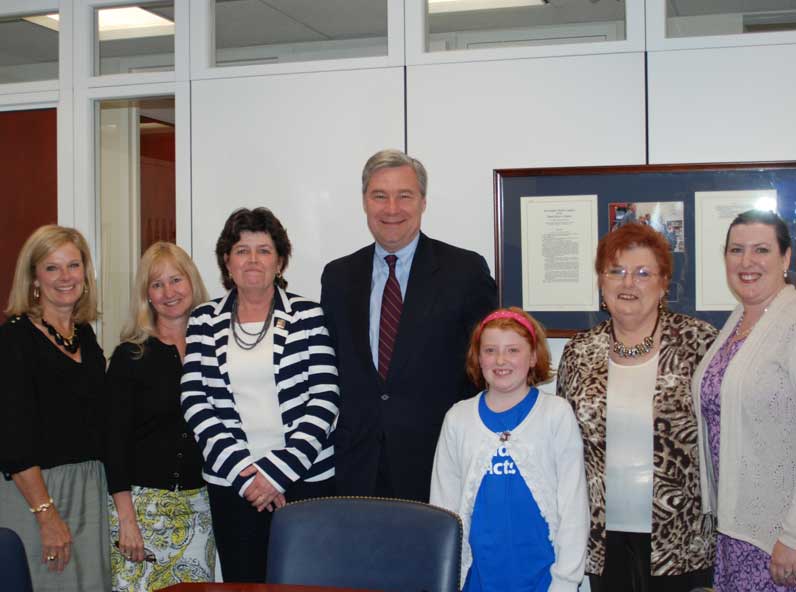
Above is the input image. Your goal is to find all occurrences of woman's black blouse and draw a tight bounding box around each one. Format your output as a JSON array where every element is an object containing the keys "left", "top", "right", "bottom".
[
  {"left": 104, "top": 337, "right": 204, "bottom": 493},
  {"left": 0, "top": 315, "right": 105, "bottom": 477}
]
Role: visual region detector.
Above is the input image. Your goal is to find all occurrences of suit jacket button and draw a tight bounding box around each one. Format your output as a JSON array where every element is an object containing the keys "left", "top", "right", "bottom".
[{"left": 380, "top": 393, "right": 390, "bottom": 401}]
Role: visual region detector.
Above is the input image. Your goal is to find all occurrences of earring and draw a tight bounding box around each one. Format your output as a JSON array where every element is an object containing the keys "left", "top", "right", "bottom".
[
  {"left": 33, "top": 286, "right": 40, "bottom": 301},
  {"left": 83, "top": 283, "right": 88, "bottom": 295},
  {"left": 785, "top": 270, "right": 789, "bottom": 280},
  {"left": 600, "top": 300, "right": 607, "bottom": 311}
]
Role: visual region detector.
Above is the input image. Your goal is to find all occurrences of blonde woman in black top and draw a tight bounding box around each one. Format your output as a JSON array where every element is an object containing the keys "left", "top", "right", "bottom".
[
  {"left": 0, "top": 225, "right": 110, "bottom": 591},
  {"left": 105, "top": 242, "right": 214, "bottom": 591}
]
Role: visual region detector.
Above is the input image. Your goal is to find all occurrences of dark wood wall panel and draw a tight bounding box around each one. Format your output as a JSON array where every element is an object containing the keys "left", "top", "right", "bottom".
[
  {"left": 140, "top": 120, "right": 176, "bottom": 252},
  {"left": 0, "top": 108, "right": 58, "bottom": 321}
]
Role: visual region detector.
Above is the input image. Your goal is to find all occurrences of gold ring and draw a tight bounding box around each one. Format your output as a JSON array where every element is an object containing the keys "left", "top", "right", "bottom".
[{"left": 47, "top": 555, "right": 56, "bottom": 561}]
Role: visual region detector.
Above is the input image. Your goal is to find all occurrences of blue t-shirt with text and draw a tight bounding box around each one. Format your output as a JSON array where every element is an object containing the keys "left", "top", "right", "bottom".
[{"left": 463, "top": 388, "right": 555, "bottom": 592}]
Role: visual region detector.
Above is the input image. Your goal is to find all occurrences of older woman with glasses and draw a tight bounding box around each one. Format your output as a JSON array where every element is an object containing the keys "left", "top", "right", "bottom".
[{"left": 557, "top": 222, "right": 718, "bottom": 592}]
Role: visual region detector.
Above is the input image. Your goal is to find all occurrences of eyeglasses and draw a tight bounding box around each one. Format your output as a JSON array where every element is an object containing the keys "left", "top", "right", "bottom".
[
  {"left": 602, "top": 266, "right": 660, "bottom": 284},
  {"left": 114, "top": 541, "right": 156, "bottom": 563}
]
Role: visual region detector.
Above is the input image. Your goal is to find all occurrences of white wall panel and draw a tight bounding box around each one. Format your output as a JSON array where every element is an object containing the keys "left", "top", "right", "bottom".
[
  {"left": 191, "top": 67, "right": 405, "bottom": 300},
  {"left": 407, "top": 52, "right": 646, "bottom": 273},
  {"left": 649, "top": 44, "right": 796, "bottom": 164}
]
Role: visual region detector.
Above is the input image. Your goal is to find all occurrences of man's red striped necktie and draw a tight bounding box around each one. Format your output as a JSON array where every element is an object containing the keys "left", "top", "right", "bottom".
[{"left": 378, "top": 254, "right": 402, "bottom": 381}]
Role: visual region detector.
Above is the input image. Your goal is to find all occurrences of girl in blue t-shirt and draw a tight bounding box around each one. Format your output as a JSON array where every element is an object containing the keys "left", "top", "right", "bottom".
[{"left": 431, "top": 307, "right": 589, "bottom": 592}]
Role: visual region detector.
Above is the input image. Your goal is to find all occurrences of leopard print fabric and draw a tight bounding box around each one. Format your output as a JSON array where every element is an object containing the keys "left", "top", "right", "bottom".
[{"left": 556, "top": 312, "right": 717, "bottom": 576}]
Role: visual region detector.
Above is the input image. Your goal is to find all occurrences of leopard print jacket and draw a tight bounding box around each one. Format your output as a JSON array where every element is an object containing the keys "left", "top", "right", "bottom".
[{"left": 556, "top": 312, "right": 717, "bottom": 576}]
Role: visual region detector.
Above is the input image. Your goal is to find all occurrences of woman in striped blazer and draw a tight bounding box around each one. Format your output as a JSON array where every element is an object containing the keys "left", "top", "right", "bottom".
[{"left": 181, "top": 208, "right": 339, "bottom": 582}]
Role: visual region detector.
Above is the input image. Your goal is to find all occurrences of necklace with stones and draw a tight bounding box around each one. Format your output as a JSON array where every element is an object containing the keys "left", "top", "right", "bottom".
[
  {"left": 611, "top": 312, "right": 660, "bottom": 359},
  {"left": 231, "top": 296, "right": 276, "bottom": 350},
  {"left": 40, "top": 317, "right": 79, "bottom": 353}
]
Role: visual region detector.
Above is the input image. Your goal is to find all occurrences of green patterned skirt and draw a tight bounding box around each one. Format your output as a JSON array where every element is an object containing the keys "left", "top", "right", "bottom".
[{"left": 109, "top": 485, "right": 215, "bottom": 591}]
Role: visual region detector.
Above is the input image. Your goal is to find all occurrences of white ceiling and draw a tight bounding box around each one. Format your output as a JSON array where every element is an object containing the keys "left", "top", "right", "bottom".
[
  {"left": 1, "top": 0, "right": 796, "bottom": 68},
  {"left": 428, "top": 0, "right": 625, "bottom": 32},
  {"left": 0, "top": 20, "right": 58, "bottom": 67},
  {"left": 214, "top": 0, "right": 388, "bottom": 47},
  {"left": 667, "top": 0, "right": 796, "bottom": 17}
]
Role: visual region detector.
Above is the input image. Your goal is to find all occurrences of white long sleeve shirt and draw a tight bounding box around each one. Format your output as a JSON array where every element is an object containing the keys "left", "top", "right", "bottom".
[{"left": 430, "top": 391, "right": 589, "bottom": 591}]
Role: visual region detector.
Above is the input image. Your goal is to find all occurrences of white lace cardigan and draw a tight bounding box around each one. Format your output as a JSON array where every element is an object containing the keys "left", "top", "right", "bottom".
[
  {"left": 430, "top": 391, "right": 589, "bottom": 591},
  {"left": 691, "top": 285, "right": 796, "bottom": 553}
]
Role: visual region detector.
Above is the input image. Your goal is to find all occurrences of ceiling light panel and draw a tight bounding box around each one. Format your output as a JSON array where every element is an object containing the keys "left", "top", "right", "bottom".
[{"left": 428, "top": 0, "right": 547, "bottom": 14}]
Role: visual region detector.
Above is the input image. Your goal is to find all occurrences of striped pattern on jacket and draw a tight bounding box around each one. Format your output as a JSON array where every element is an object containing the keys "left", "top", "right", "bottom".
[{"left": 180, "top": 287, "right": 339, "bottom": 496}]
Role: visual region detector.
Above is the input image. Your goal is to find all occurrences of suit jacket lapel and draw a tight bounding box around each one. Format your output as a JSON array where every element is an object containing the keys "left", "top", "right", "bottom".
[
  {"left": 348, "top": 245, "right": 379, "bottom": 380},
  {"left": 271, "top": 287, "right": 289, "bottom": 384},
  {"left": 387, "top": 233, "right": 437, "bottom": 382},
  {"left": 214, "top": 290, "right": 235, "bottom": 396}
]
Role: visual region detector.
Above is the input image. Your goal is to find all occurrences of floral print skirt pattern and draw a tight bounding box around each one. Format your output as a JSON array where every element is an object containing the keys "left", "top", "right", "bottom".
[
  {"left": 715, "top": 533, "right": 796, "bottom": 591},
  {"left": 109, "top": 485, "right": 215, "bottom": 591}
]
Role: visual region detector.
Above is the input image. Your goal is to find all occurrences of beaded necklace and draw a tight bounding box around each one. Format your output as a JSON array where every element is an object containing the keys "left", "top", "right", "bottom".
[
  {"left": 611, "top": 312, "right": 660, "bottom": 359},
  {"left": 41, "top": 317, "right": 79, "bottom": 353},
  {"left": 231, "top": 296, "right": 276, "bottom": 350}
]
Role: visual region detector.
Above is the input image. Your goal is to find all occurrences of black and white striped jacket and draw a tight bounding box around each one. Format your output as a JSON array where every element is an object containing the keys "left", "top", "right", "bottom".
[{"left": 180, "top": 287, "right": 339, "bottom": 496}]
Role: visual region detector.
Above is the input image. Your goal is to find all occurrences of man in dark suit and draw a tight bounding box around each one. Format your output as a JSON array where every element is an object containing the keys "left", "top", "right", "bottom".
[{"left": 320, "top": 149, "right": 497, "bottom": 502}]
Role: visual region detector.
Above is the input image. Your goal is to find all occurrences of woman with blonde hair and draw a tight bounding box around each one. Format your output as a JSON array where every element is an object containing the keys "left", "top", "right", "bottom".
[
  {"left": 105, "top": 241, "right": 215, "bottom": 591},
  {"left": 0, "top": 224, "right": 110, "bottom": 591}
]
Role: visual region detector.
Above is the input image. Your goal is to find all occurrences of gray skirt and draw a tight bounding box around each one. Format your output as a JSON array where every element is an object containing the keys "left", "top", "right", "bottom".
[{"left": 0, "top": 460, "right": 111, "bottom": 592}]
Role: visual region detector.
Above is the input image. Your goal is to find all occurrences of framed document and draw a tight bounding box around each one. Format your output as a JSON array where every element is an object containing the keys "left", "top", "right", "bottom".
[
  {"left": 494, "top": 163, "right": 796, "bottom": 336},
  {"left": 519, "top": 195, "right": 599, "bottom": 312}
]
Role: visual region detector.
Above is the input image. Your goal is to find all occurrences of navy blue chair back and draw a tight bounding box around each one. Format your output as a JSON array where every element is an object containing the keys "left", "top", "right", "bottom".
[
  {"left": 267, "top": 496, "right": 462, "bottom": 592},
  {"left": 0, "top": 527, "right": 33, "bottom": 592}
]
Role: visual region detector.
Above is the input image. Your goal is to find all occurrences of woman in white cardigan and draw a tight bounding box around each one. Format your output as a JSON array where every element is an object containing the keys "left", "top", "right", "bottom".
[{"left": 692, "top": 209, "right": 796, "bottom": 591}]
